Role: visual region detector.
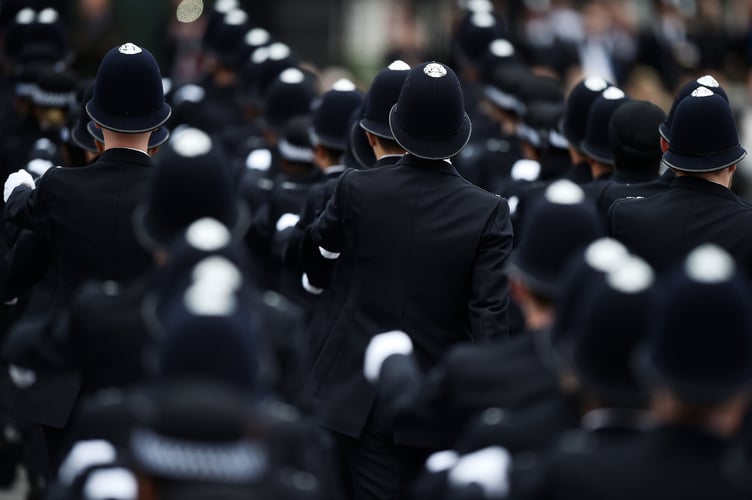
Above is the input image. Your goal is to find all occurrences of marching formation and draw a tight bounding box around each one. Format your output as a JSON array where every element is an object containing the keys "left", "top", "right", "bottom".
[{"left": 1, "top": 1, "right": 752, "bottom": 499}]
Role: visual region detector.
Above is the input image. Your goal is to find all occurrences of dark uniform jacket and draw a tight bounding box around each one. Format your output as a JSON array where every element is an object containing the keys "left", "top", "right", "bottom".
[
  {"left": 2, "top": 149, "right": 154, "bottom": 429},
  {"left": 511, "top": 423, "right": 747, "bottom": 500},
  {"left": 608, "top": 176, "right": 752, "bottom": 273},
  {"left": 4, "top": 148, "right": 154, "bottom": 305},
  {"left": 295, "top": 156, "right": 403, "bottom": 392},
  {"left": 379, "top": 330, "right": 558, "bottom": 448},
  {"left": 596, "top": 171, "right": 668, "bottom": 220},
  {"left": 306, "top": 154, "right": 514, "bottom": 440}
]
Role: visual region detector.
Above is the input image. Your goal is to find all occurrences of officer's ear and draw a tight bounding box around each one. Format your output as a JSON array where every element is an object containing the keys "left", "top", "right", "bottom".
[
  {"left": 660, "top": 136, "right": 669, "bottom": 153},
  {"left": 313, "top": 143, "right": 329, "bottom": 167},
  {"left": 364, "top": 130, "right": 379, "bottom": 148}
]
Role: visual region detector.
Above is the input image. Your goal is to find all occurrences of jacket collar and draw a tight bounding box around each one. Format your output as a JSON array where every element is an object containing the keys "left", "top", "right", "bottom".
[
  {"left": 99, "top": 147, "right": 154, "bottom": 166},
  {"left": 670, "top": 175, "right": 739, "bottom": 203}
]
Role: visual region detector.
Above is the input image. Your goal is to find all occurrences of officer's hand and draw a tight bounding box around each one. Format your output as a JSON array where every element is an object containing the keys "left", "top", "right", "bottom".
[
  {"left": 4, "top": 170, "right": 35, "bottom": 202},
  {"left": 363, "top": 330, "right": 413, "bottom": 383},
  {"left": 447, "top": 447, "right": 511, "bottom": 498},
  {"left": 276, "top": 212, "right": 300, "bottom": 232}
]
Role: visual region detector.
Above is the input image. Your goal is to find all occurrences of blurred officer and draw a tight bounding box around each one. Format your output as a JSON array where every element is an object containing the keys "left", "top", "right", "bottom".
[
  {"left": 560, "top": 76, "right": 609, "bottom": 184},
  {"left": 303, "top": 62, "right": 513, "bottom": 499},
  {"left": 580, "top": 86, "right": 630, "bottom": 188},
  {"left": 280, "top": 78, "right": 364, "bottom": 290},
  {"left": 608, "top": 87, "right": 752, "bottom": 273},
  {"left": 593, "top": 100, "right": 667, "bottom": 219},
  {"left": 514, "top": 245, "right": 752, "bottom": 500},
  {"left": 509, "top": 255, "right": 657, "bottom": 499},
  {"left": 454, "top": 238, "right": 631, "bottom": 456}
]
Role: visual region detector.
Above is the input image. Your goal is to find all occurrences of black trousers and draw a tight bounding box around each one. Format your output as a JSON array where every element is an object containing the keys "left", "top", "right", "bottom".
[{"left": 333, "top": 402, "right": 432, "bottom": 500}]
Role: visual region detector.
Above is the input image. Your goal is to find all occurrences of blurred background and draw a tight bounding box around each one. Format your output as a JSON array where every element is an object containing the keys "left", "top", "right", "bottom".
[
  {"left": 3, "top": 0, "right": 752, "bottom": 164},
  {"left": 1, "top": 0, "right": 749, "bottom": 89}
]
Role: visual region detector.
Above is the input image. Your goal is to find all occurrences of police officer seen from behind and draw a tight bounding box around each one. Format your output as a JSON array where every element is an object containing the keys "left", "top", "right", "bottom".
[
  {"left": 303, "top": 61, "right": 514, "bottom": 499},
  {"left": 4, "top": 42, "right": 171, "bottom": 306},
  {"left": 608, "top": 87, "right": 752, "bottom": 273}
]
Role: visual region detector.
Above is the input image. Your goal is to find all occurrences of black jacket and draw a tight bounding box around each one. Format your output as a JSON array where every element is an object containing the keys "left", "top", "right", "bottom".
[
  {"left": 608, "top": 176, "right": 752, "bottom": 273},
  {"left": 4, "top": 148, "right": 155, "bottom": 304},
  {"left": 305, "top": 154, "right": 514, "bottom": 439}
]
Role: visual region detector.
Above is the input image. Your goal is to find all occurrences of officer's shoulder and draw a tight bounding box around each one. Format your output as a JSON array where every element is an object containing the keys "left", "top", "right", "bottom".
[{"left": 609, "top": 193, "right": 652, "bottom": 214}]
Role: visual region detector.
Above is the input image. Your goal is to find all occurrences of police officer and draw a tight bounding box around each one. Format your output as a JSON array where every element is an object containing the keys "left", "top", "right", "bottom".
[
  {"left": 2, "top": 42, "right": 170, "bottom": 472},
  {"left": 4, "top": 42, "right": 171, "bottom": 304},
  {"left": 594, "top": 99, "right": 667, "bottom": 220},
  {"left": 608, "top": 87, "right": 752, "bottom": 273},
  {"left": 291, "top": 61, "right": 412, "bottom": 372},
  {"left": 364, "top": 180, "right": 602, "bottom": 456},
  {"left": 512, "top": 245, "right": 752, "bottom": 500},
  {"left": 302, "top": 61, "right": 513, "bottom": 499}
]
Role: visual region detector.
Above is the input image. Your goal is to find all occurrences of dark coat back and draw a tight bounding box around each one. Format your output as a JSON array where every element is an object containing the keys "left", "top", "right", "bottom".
[
  {"left": 307, "top": 154, "right": 513, "bottom": 439},
  {"left": 4, "top": 148, "right": 155, "bottom": 304},
  {"left": 608, "top": 176, "right": 752, "bottom": 273}
]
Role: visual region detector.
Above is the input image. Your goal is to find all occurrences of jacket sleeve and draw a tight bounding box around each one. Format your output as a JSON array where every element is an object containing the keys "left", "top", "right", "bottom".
[
  {"left": 468, "top": 197, "right": 513, "bottom": 341},
  {"left": 4, "top": 185, "right": 39, "bottom": 230},
  {"left": 310, "top": 171, "right": 350, "bottom": 256},
  {"left": 4, "top": 168, "right": 54, "bottom": 231}
]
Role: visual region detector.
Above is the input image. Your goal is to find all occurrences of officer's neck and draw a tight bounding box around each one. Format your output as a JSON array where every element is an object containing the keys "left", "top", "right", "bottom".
[
  {"left": 672, "top": 166, "right": 735, "bottom": 189},
  {"left": 101, "top": 128, "right": 152, "bottom": 155}
]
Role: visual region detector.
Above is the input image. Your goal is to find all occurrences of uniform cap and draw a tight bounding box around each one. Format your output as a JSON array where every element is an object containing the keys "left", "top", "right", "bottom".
[
  {"left": 360, "top": 60, "right": 411, "bottom": 139},
  {"left": 389, "top": 62, "right": 472, "bottom": 159},
  {"left": 262, "top": 68, "right": 315, "bottom": 131},
  {"left": 581, "top": 87, "right": 630, "bottom": 165},
  {"left": 135, "top": 127, "right": 247, "bottom": 249},
  {"left": 454, "top": 9, "right": 506, "bottom": 63},
  {"left": 31, "top": 68, "right": 76, "bottom": 108},
  {"left": 569, "top": 255, "right": 656, "bottom": 406},
  {"left": 86, "top": 43, "right": 171, "bottom": 133},
  {"left": 662, "top": 89, "right": 746, "bottom": 172},
  {"left": 561, "top": 76, "right": 610, "bottom": 150},
  {"left": 347, "top": 103, "right": 376, "bottom": 169},
  {"left": 609, "top": 100, "right": 666, "bottom": 172},
  {"left": 483, "top": 64, "right": 529, "bottom": 115},
  {"left": 507, "top": 180, "right": 603, "bottom": 298},
  {"left": 659, "top": 74, "right": 728, "bottom": 142},
  {"left": 311, "top": 79, "right": 364, "bottom": 151},
  {"left": 277, "top": 115, "right": 314, "bottom": 164},
  {"left": 87, "top": 121, "right": 170, "bottom": 150},
  {"left": 549, "top": 238, "right": 630, "bottom": 358}
]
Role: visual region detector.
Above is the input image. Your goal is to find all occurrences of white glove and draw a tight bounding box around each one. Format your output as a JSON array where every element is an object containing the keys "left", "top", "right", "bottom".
[
  {"left": 424, "top": 450, "right": 459, "bottom": 473},
  {"left": 8, "top": 364, "right": 36, "bottom": 389},
  {"left": 4, "top": 169, "right": 35, "bottom": 202},
  {"left": 301, "top": 273, "right": 323, "bottom": 295},
  {"left": 318, "top": 246, "right": 340, "bottom": 260},
  {"left": 448, "top": 447, "right": 511, "bottom": 498},
  {"left": 276, "top": 213, "right": 300, "bottom": 232},
  {"left": 26, "top": 158, "right": 53, "bottom": 178},
  {"left": 363, "top": 330, "right": 413, "bottom": 383}
]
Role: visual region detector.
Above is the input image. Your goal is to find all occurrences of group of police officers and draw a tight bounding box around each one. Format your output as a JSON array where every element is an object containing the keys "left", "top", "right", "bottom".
[{"left": 2, "top": 0, "right": 752, "bottom": 499}]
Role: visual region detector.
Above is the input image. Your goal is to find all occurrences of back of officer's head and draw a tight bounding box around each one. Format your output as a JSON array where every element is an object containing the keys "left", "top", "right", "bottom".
[
  {"left": 86, "top": 42, "right": 171, "bottom": 135},
  {"left": 609, "top": 100, "right": 666, "bottom": 174},
  {"left": 389, "top": 62, "right": 472, "bottom": 160}
]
